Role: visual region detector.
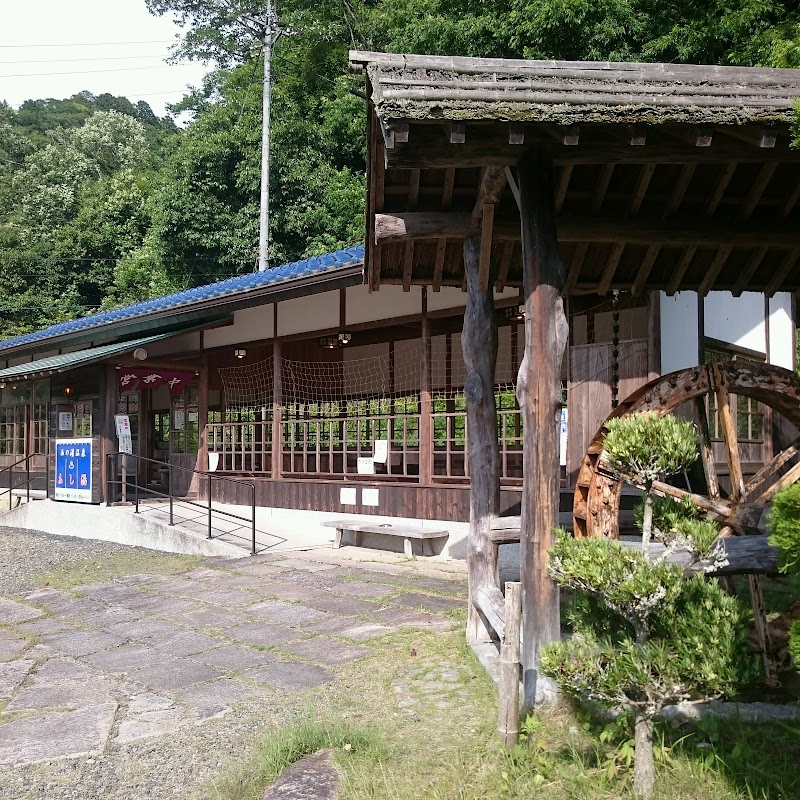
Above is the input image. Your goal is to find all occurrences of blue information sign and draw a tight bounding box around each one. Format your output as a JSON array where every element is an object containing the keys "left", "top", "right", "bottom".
[{"left": 54, "top": 438, "right": 93, "bottom": 503}]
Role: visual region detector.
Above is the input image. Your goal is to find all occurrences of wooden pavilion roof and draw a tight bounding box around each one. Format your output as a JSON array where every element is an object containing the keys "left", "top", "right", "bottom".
[{"left": 349, "top": 51, "right": 800, "bottom": 296}]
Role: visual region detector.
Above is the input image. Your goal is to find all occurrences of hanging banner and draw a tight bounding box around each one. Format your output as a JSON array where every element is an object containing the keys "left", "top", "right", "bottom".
[
  {"left": 54, "top": 438, "right": 93, "bottom": 503},
  {"left": 119, "top": 369, "right": 195, "bottom": 397}
]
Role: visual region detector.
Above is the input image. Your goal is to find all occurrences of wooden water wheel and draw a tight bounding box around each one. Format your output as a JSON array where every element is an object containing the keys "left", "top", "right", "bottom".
[
  {"left": 573, "top": 360, "right": 800, "bottom": 540},
  {"left": 572, "top": 360, "right": 800, "bottom": 684}
]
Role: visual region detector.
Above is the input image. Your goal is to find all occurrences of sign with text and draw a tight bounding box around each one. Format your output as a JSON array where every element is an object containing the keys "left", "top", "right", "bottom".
[
  {"left": 58, "top": 412, "right": 73, "bottom": 432},
  {"left": 54, "top": 438, "right": 93, "bottom": 503},
  {"left": 114, "top": 414, "right": 133, "bottom": 455}
]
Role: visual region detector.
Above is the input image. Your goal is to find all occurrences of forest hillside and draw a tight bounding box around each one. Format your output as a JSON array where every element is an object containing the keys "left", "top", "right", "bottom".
[{"left": 1, "top": 0, "right": 798, "bottom": 338}]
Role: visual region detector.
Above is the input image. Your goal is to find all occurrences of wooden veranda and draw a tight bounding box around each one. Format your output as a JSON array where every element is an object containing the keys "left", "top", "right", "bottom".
[{"left": 349, "top": 51, "right": 800, "bottom": 706}]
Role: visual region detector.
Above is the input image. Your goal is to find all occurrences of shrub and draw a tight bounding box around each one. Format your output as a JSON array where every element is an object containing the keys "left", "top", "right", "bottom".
[{"left": 541, "top": 531, "right": 758, "bottom": 799}]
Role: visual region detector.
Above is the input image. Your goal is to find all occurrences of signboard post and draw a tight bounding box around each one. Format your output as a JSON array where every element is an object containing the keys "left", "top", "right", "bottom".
[
  {"left": 114, "top": 415, "right": 133, "bottom": 503},
  {"left": 54, "top": 439, "right": 93, "bottom": 503}
]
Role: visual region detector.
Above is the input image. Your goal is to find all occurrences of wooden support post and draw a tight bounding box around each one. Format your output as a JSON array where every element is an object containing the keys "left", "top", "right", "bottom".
[
  {"left": 198, "top": 359, "right": 209, "bottom": 493},
  {"left": 420, "top": 287, "right": 433, "bottom": 485},
  {"left": 272, "top": 329, "right": 282, "bottom": 480},
  {"left": 517, "top": 146, "right": 568, "bottom": 707},
  {"left": 462, "top": 234, "right": 500, "bottom": 643},
  {"left": 498, "top": 582, "right": 522, "bottom": 748},
  {"left": 102, "top": 364, "right": 117, "bottom": 504}
]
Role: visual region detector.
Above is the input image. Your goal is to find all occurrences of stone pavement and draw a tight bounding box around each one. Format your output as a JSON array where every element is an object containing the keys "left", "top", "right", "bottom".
[{"left": 0, "top": 547, "right": 466, "bottom": 769}]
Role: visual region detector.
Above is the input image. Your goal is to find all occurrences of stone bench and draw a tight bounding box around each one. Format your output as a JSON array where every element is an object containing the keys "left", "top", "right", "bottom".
[{"left": 321, "top": 520, "right": 449, "bottom": 557}]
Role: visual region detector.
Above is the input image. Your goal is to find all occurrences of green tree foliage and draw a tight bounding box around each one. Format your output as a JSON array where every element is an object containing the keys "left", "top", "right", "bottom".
[
  {"left": 542, "top": 531, "right": 758, "bottom": 799},
  {"left": 768, "top": 483, "right": 800, "bottom": 665},
  {"left": 603, "top": 412, "right": 699, "bottom": 553}
]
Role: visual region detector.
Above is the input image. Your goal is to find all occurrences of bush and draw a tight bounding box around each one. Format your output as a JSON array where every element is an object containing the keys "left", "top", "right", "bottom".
[{"left": 541, "top": 531, "right": 758, "bottom": 799}]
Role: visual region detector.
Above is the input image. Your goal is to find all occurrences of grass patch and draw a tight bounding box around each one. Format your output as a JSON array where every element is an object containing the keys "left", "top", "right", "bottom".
[
  {"left": 33, "top": 551, "right": 203, "bottom": 590},
  {"left": 209, "top": 715, "right": 382, "bottom": 800},
  {"left": 206, "top": 624, "right": 800, "bottom": 800}
]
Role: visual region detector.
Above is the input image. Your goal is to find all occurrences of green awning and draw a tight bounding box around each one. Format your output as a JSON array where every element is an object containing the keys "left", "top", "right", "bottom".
[{"left": 0, "top": 331, "right": 191, "bottom": 383}]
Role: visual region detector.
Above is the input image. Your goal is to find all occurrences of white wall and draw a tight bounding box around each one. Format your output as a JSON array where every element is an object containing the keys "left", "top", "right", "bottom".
[
  {"left": 278, "top": 292, "right": 339, "bottom": 337},
  {"left": 768, "top": 293, "right": 794, "bottom": 369},
  {"left": 203, "top": 305, "right": 274, "bottom": 348},
  {"left": 660, "top": 291, "right": 699, "bottom": 374},
  {"left": 704, "top": 291, "right": 766, "bottom": 354}
]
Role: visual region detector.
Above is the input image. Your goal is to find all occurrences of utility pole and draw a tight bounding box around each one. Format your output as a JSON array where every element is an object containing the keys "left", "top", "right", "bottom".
[{"left": 258, "top": 0, "right": 283, "bottom": 272}]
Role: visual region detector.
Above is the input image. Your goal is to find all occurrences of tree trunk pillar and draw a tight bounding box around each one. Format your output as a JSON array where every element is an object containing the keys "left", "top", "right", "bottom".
[
  {"left": 517, "top": 146, "right": 568, "bottom": 706},
  {"left": 633, "top": 711, "right": 655, "bottom": 799},
  {"left": 461, "top": 234, "right": 500, "bottom": 643}
]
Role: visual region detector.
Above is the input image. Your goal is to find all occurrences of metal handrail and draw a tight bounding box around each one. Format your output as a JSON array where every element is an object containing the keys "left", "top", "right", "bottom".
[
  {"left": 0, "top": 453, "right": 45, "bottom": 510},
  {"left": 106, "top": 452, "right": 258, "bottom": 554}
]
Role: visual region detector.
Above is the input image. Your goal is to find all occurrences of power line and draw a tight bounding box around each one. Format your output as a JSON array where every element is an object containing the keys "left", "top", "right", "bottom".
[
  {"left": 0, "top": 55, "right": 170, "bottom": 66},
  {"left": 0, "top": 40, "right": 172, "bottom": 49},
  {"left": 0, "top": 65, "right": 180, "bottom": 79}
]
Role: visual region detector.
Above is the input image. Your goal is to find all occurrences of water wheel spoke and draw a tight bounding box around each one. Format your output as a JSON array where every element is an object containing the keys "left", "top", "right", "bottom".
[
  {"left": 693, "top": 395, "right": 720, "bottom": 500},
  {"left": 754, "top": 458, "right": 800, "bottom": 504},
  {"left": 712, "top": 362, "right": 745, "bottom": 501},
  {"left": 744, "top": 434, "right": 800, "bottom": 500},
  {"left": 649, "top": 478, "right": 733, "bottom": 520}
]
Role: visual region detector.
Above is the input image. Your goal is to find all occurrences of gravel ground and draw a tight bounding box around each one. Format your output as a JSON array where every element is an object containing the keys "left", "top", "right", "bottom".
[{"left": 0, "top": 527, "right": 188, "bottom": 596}]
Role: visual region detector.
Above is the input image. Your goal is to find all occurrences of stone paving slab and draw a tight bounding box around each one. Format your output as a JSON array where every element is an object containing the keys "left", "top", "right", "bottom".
[
  {"left": 180, "top": 605, "right": 252, "bottom": 630},
  {"left": 302, "top": 595, "right": 382, "bottom": 617},
  {"left": 281, "top": 637, "right": 370, "bottom": 666},
  {"left": 370, "top": 607, "right": 457, "bottom": 632},
  {"left": 28, "top": 658, "right": 99, "bottom": 685},
  {"left": 328, "top": 580, "right": 399, "bottom": 599},
  {"left": 0, "top": 597, "right": 44, "bottom": 624},
  {"left": 143, "top": 630, "right": 223, "bottom": 657},
  {"left": 0, "top": 702, "right": 117, "bottom": 766},
  {"left": 114, "top": 707, "right": 188, "bottom": 744},
  {"left": 248, "top": 599, "right": 326, "bottom": 627},
  {"left": 82, "top": 644, "right": 171, "bottom": 672},
  {"left": 0, "top": 660, "right": 34, "bottom": 698},
  {"left": 41, "top": 630, "right": 127, "bottom": 658},
  {"left": 228, "top": 622, "right": 299, "bottom": 649},
  {"left": 103, "top": 617, "right": 179, "bottom": 641},
  {"left": 0, "top": 637, "right": 30, "bottom": 662},
  {"left": 15, "top": 617, "right": 81, "bottom": 637},
  {"left": 390, "top": 592, "right": 463, "bottom": 613},
  {"left": 194, "top": 644, "right": 277, "bottom": 672},
  {"left": 261, "top": 748, "right": 339, "bottom": 800},
  {"left": 172, "top": 678, "right": 265, "bottom": 721},
  {"left": 127, "top": 657, "right": 223, "bottom": 693},
  {"left": 5, "top": 678, "right": 114, "bottom": 712},
  {"left": 247, "top": 661, "right": 334, "bottom": 691}
]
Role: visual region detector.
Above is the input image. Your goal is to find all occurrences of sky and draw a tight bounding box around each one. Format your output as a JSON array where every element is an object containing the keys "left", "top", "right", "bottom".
[{"left": 0, "top": 0, "right": 211, "bottom": 119}]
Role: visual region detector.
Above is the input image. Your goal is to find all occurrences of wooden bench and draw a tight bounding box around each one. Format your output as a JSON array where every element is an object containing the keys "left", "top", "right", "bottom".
[{"left": 321, "top": 520, "right": 449, "bottom": 557}]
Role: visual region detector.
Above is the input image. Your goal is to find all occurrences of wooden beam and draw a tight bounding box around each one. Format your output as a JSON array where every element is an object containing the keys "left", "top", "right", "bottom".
[
  {"left": 713, "top": 362, "right": 745, "bottom": 501},
  {"left": 555, "top": 164, "right": 572, "bottom": 213},
  {"left": 665, "top": 246, "right": 696, "bottom": 295},
  {"left": 665, "top": 163, "right": 696, "bottom": 216},
  {"left": 630, "top": 163, "right": 655, "bottom": 215},
  {"left": 442, "top": 167, "right": 455, "bottom": 209},
  {"left": 732, "top": 245, "right": 768, "bottom": 296},
  {"left": 598, "top": 242, "right": 625, "bottom": 295},
  {"left": 765, "top": 248, "right": 800, "bottom": 297},
  {"left": 383, "top": 128, "right": 800, "bottom": 168},
  {"left": 698, "top": 245, "right": 733, "bottom": 296},
  {"left": 432, "top": 238, "right": 447, "bottom": 292},
  {"left": 478, "top": 204, "right": 495, "bottom": 291},
  {"left": 780, "top": 181, "right": 800, "bottom": 220},
  {"left": 592, "top": 164, "right": 614, "bottom": 213},
  {"left": 564, "top": 242, "right": 588, "bottom": 295},
  {"left": 693, "top": 395, "right": 720, "bottom": 500},
  {"left": 495, "top": 240, "right": 514, "bottom": 292},
  {"left": 630, "top": 243, "right": 660, "bottom": 297},
  {"left": 473, "top": 585, "right": 506, "bottom": 641},
  {"left": 407, "top": 168, "right": 420, "bottom": 210},
  {"left": 517, "top": 146, "right": 567, "bottom": 706},
  {"left": 509, "top": 124, "right": 525, "bottom": 145},
  {"left": 562, "top": 125, "right": 580, "bottom": 146},
  {"left": 420, "top": 288, "right": 433, "bottom": 485},
  {"left": 376, "top": 212, "right": 800, "bottom": 248},
  {"left": 394, "top": 122, "right": 409, "bottom": 144},
  {"left": 472, "top": 167, "right": 507, "bottom": 225},
  {"left": 462, "top": 234, "right": 500, "bottom": 645},
  {"left": 498, "top": 582, "right": 522, "bottom": 748},
  {"left": 504, "top": 166, "right": 521, "bottom": 210},
  {"left": 271, "top": 335, "right": 282, "bottom": 481},
  {"left": 738, "top": 162, "right": 777, "bottom": 220},
  {"left": 402, "top": 241, "right": 414, "bottom": 292},
  {"left": 706, "top": 162, "right": 737, "bottom": 216}
]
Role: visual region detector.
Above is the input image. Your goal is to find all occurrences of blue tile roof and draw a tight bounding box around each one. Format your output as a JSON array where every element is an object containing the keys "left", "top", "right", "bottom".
[{"left": 0, "top": 246, "right": 364, "bottom": 354}]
